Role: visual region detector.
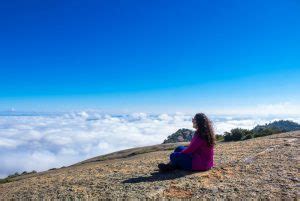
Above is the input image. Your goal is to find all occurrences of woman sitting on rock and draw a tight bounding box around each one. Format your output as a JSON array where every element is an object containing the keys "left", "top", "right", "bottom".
[{"left": 158, "top": 113, "right": 216, "bottom": 172}]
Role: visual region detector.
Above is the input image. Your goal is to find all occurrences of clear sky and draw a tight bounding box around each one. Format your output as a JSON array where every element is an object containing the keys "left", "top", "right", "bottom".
[{"left": 0, "top": 0, "right": 299, "bottom": 114}]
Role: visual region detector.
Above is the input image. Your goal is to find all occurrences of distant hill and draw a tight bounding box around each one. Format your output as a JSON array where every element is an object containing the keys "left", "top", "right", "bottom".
[
  {"left": 252, "top": 120, "right": 300, "bottom": 133},
  {"left": 165, "top": 120, "right": 300, "bottom": 144},
  {"left": 162, "top": 128, "right": 194, "bottom": 144},
  {"left": 224, "top": 120, "right": 300, "bottom": 142},
  {"left": 162, "top": 128, "right": 224, "bottom": 144}
]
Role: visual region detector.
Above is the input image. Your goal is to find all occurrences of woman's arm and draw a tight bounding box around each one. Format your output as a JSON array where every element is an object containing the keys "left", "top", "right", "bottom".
[{"left": 181, "top": 135, "right": 203, "bottom": 154}]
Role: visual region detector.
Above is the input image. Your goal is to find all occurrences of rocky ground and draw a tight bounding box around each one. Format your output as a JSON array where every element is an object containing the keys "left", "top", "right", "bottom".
[{"left": 0, "top": 131, "right": 299, "bottom": 200}]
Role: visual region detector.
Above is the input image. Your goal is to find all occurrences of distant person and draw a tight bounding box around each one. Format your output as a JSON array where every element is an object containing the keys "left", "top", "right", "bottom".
[{"left": 158, "top": 113, "right": 216, "bottom": 172}]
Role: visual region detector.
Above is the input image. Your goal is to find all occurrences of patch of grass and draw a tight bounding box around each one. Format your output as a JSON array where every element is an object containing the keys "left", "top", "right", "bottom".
[
  {"left": 0, "top": 178, "right": 11, "bottom": 184},
  {"left": 0, "top": 170, "right": 37, "bottom": 184}
]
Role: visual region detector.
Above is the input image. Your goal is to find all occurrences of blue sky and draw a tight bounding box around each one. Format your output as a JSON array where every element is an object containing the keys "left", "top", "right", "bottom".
[{"left": 0, "top": 0, "right": 299, "bottom": 114}]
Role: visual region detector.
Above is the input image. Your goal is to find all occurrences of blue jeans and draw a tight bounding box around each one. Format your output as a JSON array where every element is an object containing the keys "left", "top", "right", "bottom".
[{"left": 169, "top": 145, "right": 193, "bottom": 171}]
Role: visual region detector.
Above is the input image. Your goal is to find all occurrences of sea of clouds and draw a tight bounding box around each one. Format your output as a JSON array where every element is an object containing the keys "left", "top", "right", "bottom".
[{"left": 0, "top": 111, "right": 299, "bottom": 178}]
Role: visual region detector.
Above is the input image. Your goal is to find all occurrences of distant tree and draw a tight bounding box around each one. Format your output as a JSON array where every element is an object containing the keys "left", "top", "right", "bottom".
[
  {"left": 215, "top": 134, "right": 224, "bottom": 141},
  {"left": 241, "top": 133, "right": 254, "bottom": 140},
  {"left": 224, "top": 128, "right": 253, "bottom": 142},
  {"left": 252, "top": 127, "right": 281, "bottom": 138},
  {"left": 223, "top": 131, "right": 232, "bottom": 142},
  {"left": 0, "top": 170, "right": 38, "bottom": 184},
  {"left": 8, "top": 172, "right": 20, "bottom": 178}
]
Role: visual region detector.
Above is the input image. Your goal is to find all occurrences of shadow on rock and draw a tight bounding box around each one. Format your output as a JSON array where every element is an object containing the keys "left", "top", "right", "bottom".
[{"left": 122, "top": 169, "right": 202, "bottom": 184}]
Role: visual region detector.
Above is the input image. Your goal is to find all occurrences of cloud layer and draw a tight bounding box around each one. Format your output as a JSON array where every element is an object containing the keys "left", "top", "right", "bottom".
[{"left": 0, "top": 111, "right": 299, "bottom": 178}]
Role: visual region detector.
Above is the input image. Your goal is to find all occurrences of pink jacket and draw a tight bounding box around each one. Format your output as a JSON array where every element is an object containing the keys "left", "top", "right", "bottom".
[{"left": 181, "top": 132, "right": 214, "bottom": 171}]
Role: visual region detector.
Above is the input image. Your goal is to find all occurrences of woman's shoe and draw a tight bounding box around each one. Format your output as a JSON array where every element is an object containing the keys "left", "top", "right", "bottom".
[{"left": 158, "top": 162, "right": 176, "bottom": 173}]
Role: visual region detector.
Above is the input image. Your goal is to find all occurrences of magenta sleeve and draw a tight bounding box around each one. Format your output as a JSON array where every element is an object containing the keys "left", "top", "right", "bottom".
[{"left": 181, "top": 135, "right": 203, "bottom": 154}]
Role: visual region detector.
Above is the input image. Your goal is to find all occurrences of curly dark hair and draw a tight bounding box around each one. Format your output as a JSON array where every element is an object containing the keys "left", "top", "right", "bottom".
[{"left": 193, "top": 113, "right": 216, "bottom": 147}]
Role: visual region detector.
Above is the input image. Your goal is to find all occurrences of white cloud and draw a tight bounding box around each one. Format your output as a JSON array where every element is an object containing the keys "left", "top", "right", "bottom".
[
  {"left": 0, "top": 138, "right": 21, "bottom": 149},
  {"left": 208, "top": 101, "right": 300, "bottom": 116},
  {"left": 0, "top": 111, "right": 299, "bottom": 178}
]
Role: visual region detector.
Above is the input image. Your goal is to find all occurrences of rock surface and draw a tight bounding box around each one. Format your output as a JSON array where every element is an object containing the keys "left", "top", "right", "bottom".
[
  {"left": 162, "top": 128, "right": 194, "bottom": 144},
  {"left": 0, "top": 131, "right": 299, "bottom": 199}
]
